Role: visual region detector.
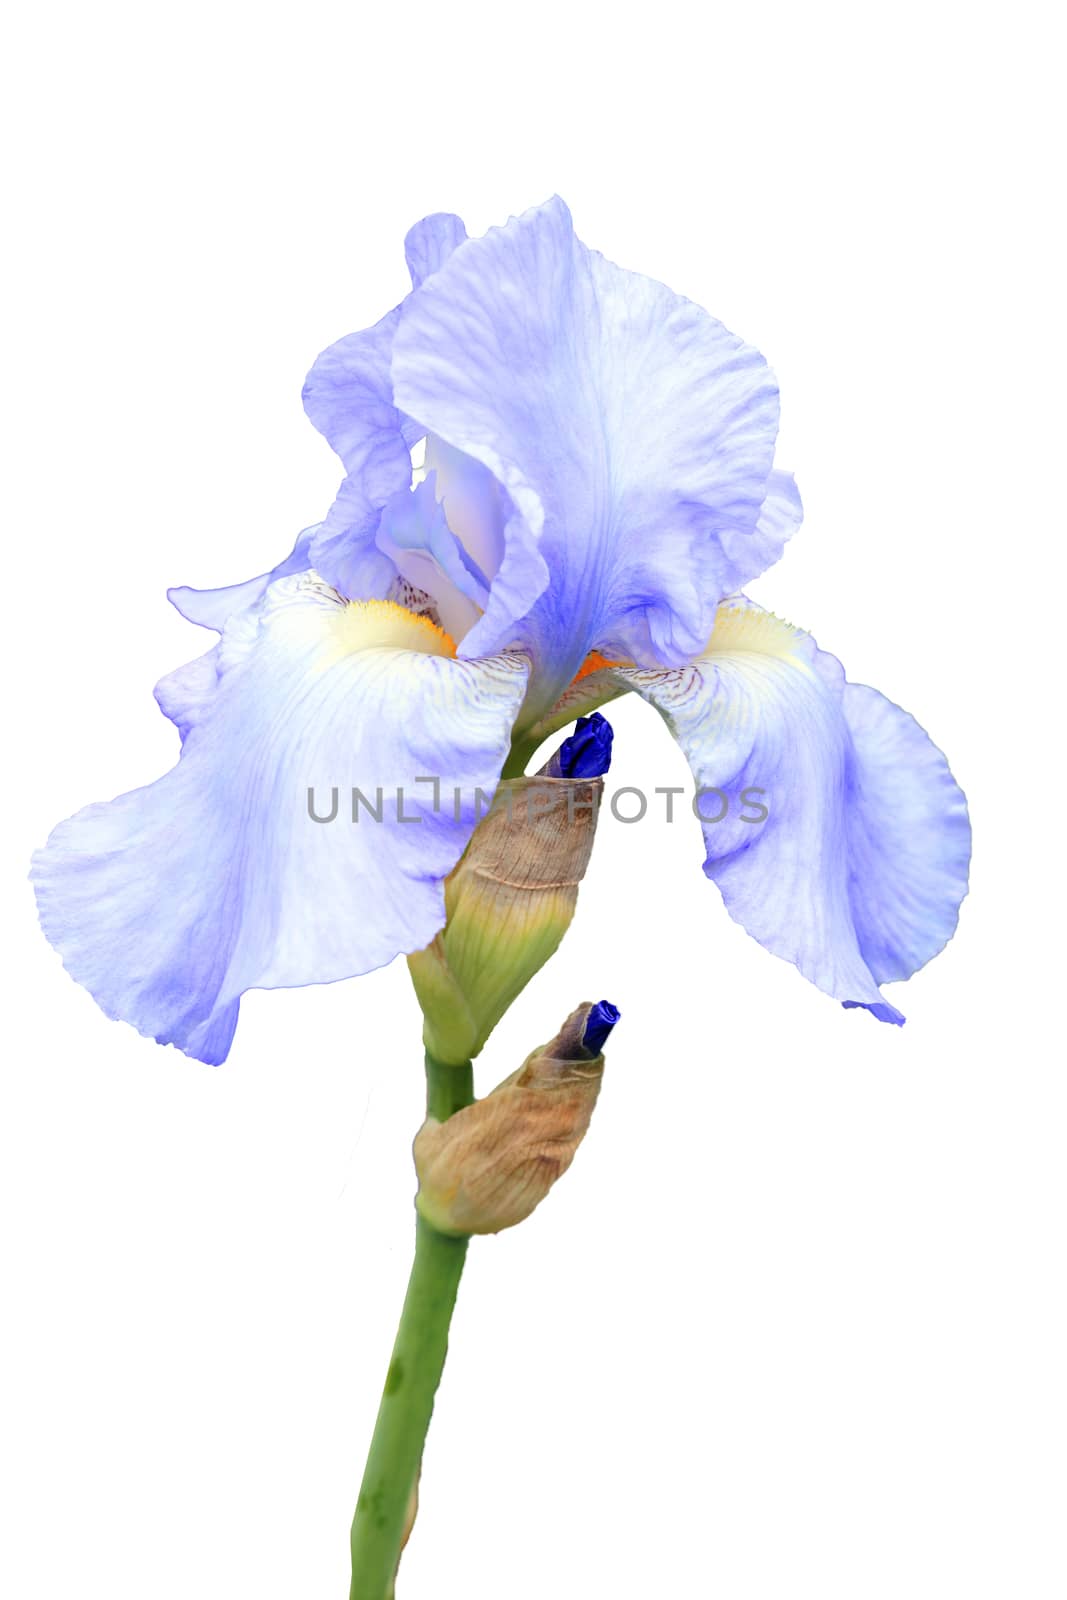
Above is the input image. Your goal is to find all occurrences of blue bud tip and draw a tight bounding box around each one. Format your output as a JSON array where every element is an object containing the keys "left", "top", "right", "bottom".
[
  {"left": 556, "top": 713, "right": 614, "bottom": 779},
  {"left": 583, "top": 999, "right": 621, "bottom": 1055}
]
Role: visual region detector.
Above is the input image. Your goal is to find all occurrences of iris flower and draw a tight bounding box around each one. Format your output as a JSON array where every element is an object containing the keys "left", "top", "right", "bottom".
[{"left": 33, "top": 197, "right": 969, "bottom": 1063}]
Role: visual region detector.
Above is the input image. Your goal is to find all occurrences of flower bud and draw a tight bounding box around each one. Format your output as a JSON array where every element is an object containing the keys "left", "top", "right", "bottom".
[
  {"left": 408, "top": 716, "right": 613, "bottom": 1064},
  {"left": 540, "top": 712, "right": 615, "bottom": 779},
  {"left": 414, "top": 1000, "right": 620, "bottom": 1236}
]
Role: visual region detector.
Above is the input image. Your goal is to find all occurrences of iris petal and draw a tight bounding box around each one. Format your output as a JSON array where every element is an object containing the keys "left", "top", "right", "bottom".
[
  {"left": 33, "top": 574, "right": 528, "bottom": 1064},
  {"left": 424, "top": 436, "right": 506, "bottom": 583},
  {"left": 302, "top": 305, "right": 414, "bottom": 597},
  {"left": 392, "top": 196, "right": 790, "bottom": 716},
  {"left": 153, "top": 648, "right": 220, "bottom": 741},
  {"left": 614, "top": 601, "right": 970, "bottom": 1020},
  {"left": 167, "top": 525, "right": 315, "bottom": 631},
  {"left": 728, "top": 470, "right": 803, "bottom": 586},
  {"left": 375, "top": 476, "right": 488, "bottom": 641},
  {"left": 301, "top": 214, "right": 470, "bottom": 601},
  {"left": 837, "top": 679, "right": 972, "bottom": 985},
  {"left": 404, "top": 212, "right": 468, "bottom": 289}
]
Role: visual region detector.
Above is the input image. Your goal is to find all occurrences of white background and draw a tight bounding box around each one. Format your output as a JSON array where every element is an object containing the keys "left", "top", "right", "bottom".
[{"left": 2, "top": 4, "right": 1063, "bottom": 1597}]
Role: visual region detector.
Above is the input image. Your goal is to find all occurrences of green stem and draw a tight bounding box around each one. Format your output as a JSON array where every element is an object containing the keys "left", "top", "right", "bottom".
[
  {"left": 424, "top": 1053, "right": 474, "bottom": 1122},
  {"left": 348, "top": 1054, "right": 474, "bottom": 1599},
  {"left": 500, "top": 738, "right": 538, "bottom": 779}
]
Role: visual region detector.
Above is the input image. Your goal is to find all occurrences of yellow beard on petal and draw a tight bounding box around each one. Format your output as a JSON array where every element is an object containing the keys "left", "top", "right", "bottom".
[
  {"left": 331, "top": 599, "right": 457, "bottom": 659},
  {"left": 704, "top": 602, "right": 807, "bottom": 659}
]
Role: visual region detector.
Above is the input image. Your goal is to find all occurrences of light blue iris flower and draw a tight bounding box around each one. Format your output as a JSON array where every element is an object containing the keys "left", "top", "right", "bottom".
[{"left": 32, "top": 198, "right": 970, "bottom": 1063}]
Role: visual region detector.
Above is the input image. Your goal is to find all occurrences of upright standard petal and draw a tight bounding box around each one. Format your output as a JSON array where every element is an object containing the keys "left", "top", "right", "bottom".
[
  {"left": 302, "top": 212, "right": 469, "bottom": 600},
  {"left": 615, "top": 603, "right": 970, "bottom": 1021},
  {"left": 170, "top": 213, "right": 472, "bottom": 627},
  {"left": 392, "top": 196, "right": 789, "bottom": 716},
  {"left": 302, "top": 304, "right": 415, "bottom": 598},
  {"left": 404, "top": 212, "right": 468, "bottom": 289},
  {"left": 733, "top": 470, "right": 803, "bottom": 582},
  {"left": 33, "top": 574, "right": 528, "bottom": 1064}
]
